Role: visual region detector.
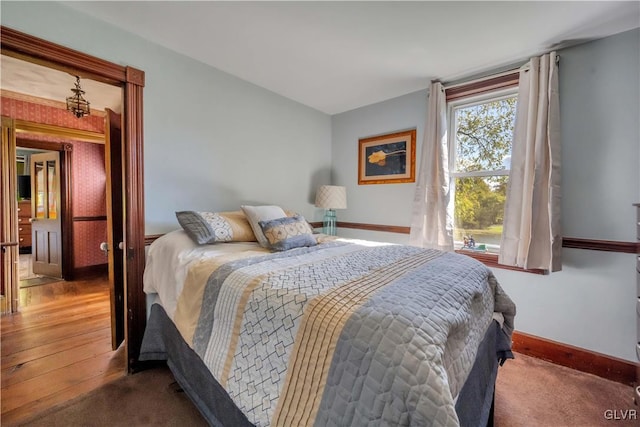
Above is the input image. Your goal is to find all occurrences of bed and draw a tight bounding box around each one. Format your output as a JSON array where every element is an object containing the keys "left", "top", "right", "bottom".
[{"left": 139, "top": 209, "right": 516, "bottom": 427}]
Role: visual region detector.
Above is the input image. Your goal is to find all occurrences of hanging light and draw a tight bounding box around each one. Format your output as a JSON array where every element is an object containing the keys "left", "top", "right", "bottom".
[{"left": 66, "top": 75, "right": 90, "bottom": 118}]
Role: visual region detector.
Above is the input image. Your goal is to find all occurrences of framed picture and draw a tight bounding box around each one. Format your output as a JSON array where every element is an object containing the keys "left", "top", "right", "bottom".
[{"left": 358, "top": 129, "right": 416, "bottom": 185}]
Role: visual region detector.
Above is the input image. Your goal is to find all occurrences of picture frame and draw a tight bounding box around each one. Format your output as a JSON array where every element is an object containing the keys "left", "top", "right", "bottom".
[{"left": 358, "top": 129, "right": 416, "bottom": 185}]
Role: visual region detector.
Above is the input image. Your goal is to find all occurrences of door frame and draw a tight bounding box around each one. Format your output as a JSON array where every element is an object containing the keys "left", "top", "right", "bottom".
[
  {"left": 16, "top": 137, "right": 73, "bottom": 279},
  {"left": 30, "top": 150, "right": 63, "bottom": 278},
  {"left": 16, "top": 122, "right": 106, "bottom": 280},
  {"left": 1, "top": 26, "right": 146, "bottom": 373}
]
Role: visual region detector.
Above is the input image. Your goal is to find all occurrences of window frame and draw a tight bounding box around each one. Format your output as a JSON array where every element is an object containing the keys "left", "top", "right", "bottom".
[
  {"left": 448, "top": 88, "right": 518, "bottom": 178},
  {"left": 447, "top": 87, "right": 518, "bottom": 254},
  {"left": 445, "top": 81, "right": 544, "bottom": 274}
]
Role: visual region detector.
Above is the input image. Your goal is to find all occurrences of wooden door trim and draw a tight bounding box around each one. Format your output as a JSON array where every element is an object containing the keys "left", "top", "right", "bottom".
[
  {"left": 124, "top": 82, "right": 145, "bottom": 371},
  {"left": 1, "top": 116, "right": 18, "bottom": 314},
  {"left": 15, "top": 120, "right": 104, "bottom": 144},
  {"left": 60, "top": 146, "right": 73, "bottom": 280},
  {"left": 105, "top": 108, "right": 125, "bottom": 350},
  {"left": 1, "top": 27, "right": 126, "bottom": 85},
  {"left": 1, "top": 26, "right": 146, "bottom": 373}
]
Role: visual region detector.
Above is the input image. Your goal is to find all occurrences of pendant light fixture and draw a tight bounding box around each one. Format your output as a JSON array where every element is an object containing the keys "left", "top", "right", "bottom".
[{"left": 66, "top": 75, "right": 90, "bottom": 118}]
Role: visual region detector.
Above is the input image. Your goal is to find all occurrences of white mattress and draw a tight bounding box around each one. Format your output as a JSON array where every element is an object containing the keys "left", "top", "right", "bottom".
[{"left": 143, "top": 230, "right": 262, "bottom": 319}]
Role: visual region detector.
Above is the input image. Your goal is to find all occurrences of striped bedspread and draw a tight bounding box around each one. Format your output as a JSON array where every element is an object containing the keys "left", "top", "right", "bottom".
[{"left": 172, "top": 240, "right": 515, "bottom": 427}]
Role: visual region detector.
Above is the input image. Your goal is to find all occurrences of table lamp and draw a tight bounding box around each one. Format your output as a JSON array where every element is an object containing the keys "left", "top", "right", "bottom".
[{"left": 315, "top": 185, "right": 347, "bottom": 236}]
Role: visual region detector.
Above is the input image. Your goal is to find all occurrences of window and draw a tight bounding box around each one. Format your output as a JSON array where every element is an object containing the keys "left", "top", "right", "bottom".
[
  {"left": 16, "top": 154, "right": 26, "bottom": 175},
  {"left": 448, "top": 89, "right": 517, "bottom": 254}
]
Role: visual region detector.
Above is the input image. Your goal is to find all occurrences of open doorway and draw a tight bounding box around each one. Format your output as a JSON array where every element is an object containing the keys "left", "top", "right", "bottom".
[
  {"left": 1, "top": 65, "right": 125, "bottom": 420},
  {"left": 1, "top": 26, "right": 146, "bottom": 373},
  {"left": 2, "top": 50, "right": 119, "bottom": 287},
  {"left": 15, "top": 146, "right": 61, "bottom": 288},
  {"left": 3, "top": 67, "right": 116, "bottom": 287},
  {"left": 2, "top": 57, "right": 117, "bottom": 313},
  {"left": 15, "top": 138, "right": 111, "bottom": 290}
]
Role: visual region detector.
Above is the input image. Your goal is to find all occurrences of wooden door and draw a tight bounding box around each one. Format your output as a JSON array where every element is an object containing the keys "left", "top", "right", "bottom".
[
  {"left": 30, "top": 152, "right": 62, "bottom": 278},
  {"left": 105, "top": 109, "right": 125, "bottom": 349},
  {"left": 0, "top": 116, "right": 19, "bottom": 314}
]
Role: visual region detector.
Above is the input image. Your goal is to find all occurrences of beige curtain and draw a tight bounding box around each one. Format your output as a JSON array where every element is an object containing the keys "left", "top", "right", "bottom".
[
  {"left": 409, "top": 82, "right": 453, "bottom": 251},
  {"left": 499, "top": 51, "right": 562, "bottom": 271}
]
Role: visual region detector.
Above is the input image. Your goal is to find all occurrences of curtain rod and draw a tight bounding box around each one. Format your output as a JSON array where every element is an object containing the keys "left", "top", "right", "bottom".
[
  {"left": 443, "top": 53, "right": 560, "bottom": 90},
  {"left": 443, "top": 67, "right": 520, "bottom": 90}
]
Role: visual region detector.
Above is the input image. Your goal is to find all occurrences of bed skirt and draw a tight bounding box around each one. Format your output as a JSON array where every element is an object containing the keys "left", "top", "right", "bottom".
[{"left": 140, "top": 303, "right": 505, "bottom": 427}]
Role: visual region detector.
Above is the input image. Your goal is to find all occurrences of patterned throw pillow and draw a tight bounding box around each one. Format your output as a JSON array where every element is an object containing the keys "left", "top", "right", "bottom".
[
  {"left": 175, "top": 211, "right": 256, "bottom": 244},
  {"left": 258, "top": 215, "right": 317, "bottom": 251},
  {"left": 241, "top": 205, "right": 288, "bottom": 248}
]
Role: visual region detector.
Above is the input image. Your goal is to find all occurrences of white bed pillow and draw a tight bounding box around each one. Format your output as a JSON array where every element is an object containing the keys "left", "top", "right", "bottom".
[{"left": 241, "top": 205, "right": 287, "bottom": 248}]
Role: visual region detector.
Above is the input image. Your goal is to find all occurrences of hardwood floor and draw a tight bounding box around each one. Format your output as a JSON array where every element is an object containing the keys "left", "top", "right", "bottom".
[{"left": 1, "top": 276, "right": 125, "bottom": 425}]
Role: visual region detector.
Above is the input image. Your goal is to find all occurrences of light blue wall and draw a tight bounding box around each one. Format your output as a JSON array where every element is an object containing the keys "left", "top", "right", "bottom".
[
  {"left": 331, "top": 28, "right": 640, "bottom": 362},
  {"left": 1, "top": 1, "right": 332, "bottom": 233},
  {"left": 331, "top": 90, "right": 427, "bottom": 229},
  {"left": 559, "top": 29, "right": 640, "bottom": 241}
]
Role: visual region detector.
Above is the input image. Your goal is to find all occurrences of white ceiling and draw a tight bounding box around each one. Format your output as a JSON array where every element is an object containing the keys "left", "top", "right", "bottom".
[
  {"left": 8, "top": 1, "right": 640, "bottom": 115},
  {"left": 1, "top": 55, "right": 123, "bottom": 113},
  {"left": 61, "top": 1, "right": 640, "bottom": 114}
]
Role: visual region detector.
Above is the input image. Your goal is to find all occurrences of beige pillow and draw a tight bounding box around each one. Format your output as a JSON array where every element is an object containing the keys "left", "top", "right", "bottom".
[{"left": 241, "top": 205, "right": 287, "bottom": 248}]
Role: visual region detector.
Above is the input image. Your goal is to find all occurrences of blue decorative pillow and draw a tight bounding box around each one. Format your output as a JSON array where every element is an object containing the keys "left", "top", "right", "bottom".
[{"left": 258, "top": 215, "right": 317, "bottom": 251}]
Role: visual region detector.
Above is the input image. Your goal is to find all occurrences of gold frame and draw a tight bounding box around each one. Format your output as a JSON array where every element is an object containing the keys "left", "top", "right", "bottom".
[{"left": 358, "top": 129, "right": 416, "bottom": 185}]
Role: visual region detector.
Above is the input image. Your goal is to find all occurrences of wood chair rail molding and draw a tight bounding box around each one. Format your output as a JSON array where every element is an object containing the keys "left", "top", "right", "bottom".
[
  {"left": 147, "top": 223, "right": 638, "bottom": 256},
  {"left": 1, "top": 25, "right": 146, "bottom": 373},
  {"left": 73, "top": 216, "right": 108, "bottom": 222},
  {"left": 335, "top": 221, "right": 638, "bottom": 254}
]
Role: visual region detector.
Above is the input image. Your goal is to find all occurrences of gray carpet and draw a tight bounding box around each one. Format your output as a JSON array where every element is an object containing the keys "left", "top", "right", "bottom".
[
  {"left": 20, "top": 353, "right": 635, "bottom": 426},
  {"left": 20, "top": 366, "right": 207, "bottom": 427},
  {"left": 495, "top": 353, "right": 635, "bottom": 427}
]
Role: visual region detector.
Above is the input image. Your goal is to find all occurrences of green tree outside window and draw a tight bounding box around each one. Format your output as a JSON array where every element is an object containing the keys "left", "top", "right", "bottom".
[{"left": 452, "top": 96, "right": 516, "bottom": 252}]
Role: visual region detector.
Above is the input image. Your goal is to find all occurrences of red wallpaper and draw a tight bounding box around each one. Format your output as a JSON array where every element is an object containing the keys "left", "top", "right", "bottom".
[
  {"left": 74, "top": 222, "right": 108, "bottom": 268},
  {"left": 73, "top": 142, "right": 107, "bottom": 218},
  {"left": 1, "top": 97, "right": 104, "bottom": 132},
  {"left": 4, "top": 96, "right": 107, "bottom": 269},
  {"left": 16, "top": 133, "right": 71, "bottom": 144},
  {"left": 72, "top": 142, "right": 108, "bottom": 268}
]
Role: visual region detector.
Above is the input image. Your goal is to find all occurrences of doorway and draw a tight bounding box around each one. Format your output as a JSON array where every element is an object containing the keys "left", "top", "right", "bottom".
[
  {"left": 15, "top": 146, "right": 62, "bottom": 288},
  {"left": 3, "top": 111, "right": 115, "bottom": 343},
  {"left": 30, "top": 150, "right": 62, "bottom": 278},
  {"left": 0, "top": 26, "right": 146, "bottom": 372},
  {"left": 15, "top": 137, "right": 110, "bottom": 289}
]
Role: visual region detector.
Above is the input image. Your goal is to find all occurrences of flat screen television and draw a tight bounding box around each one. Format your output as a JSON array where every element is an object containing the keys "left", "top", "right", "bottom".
[{"left": 17, "top": 175, "right": 31, "bottom": 200}]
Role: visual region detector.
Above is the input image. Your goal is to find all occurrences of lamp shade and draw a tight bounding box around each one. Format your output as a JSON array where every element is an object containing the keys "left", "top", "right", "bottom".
[{"left": 315, "top": 185, "right": 347, "bottom": 209}]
